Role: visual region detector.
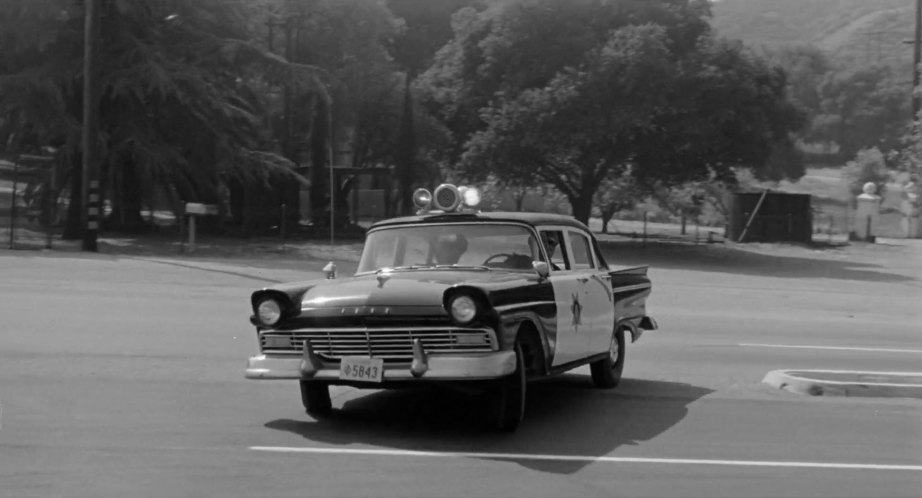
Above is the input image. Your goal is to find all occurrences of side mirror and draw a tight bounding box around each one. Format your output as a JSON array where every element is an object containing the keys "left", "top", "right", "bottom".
[
  {"left": 322, "top": 261, "right": 337, "bottom": 280},
  {"left": 532, "top": 261, "right": 550, "bottom": 280}
]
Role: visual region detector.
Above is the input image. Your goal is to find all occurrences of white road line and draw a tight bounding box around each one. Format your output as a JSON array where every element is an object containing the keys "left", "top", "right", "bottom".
[
  {"left": 739, "top": 343, "right": 922, "bottom": 354},
  {"left": 249, "top": 446, "right": 922, "bottom": 471}
]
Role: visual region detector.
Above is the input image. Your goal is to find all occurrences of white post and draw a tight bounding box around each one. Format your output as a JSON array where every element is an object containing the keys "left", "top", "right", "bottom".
[
  {"left": 900, "top": 181, "right": 921, "bottom": 238},
  {"left": 852, "top": 182, "right": 881, "bottom": 242}
]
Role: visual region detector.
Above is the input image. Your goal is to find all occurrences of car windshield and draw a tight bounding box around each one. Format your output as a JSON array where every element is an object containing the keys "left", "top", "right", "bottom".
[{"left": 357, "top": 223, "right": 541, "bottom": 273}]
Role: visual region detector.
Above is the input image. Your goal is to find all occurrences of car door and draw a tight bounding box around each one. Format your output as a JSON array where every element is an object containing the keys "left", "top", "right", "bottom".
[
  {"left": 565, "top": 229, "right": 615, "bottom": 356},
  {"left": 539, "top": 228, "right": 587, "bottom": 367}
]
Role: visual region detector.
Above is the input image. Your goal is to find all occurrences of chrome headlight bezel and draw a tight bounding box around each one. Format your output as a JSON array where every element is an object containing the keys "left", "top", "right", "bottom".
[
  {"left": 449, "top": 294, "right": 478, "bottom": 325},
  {"left": 255, "top": 297, "right": 283, "bottom": 327}
]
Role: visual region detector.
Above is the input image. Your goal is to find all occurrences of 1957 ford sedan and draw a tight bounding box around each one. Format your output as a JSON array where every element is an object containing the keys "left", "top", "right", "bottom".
[{"left": 245, "top": 184, "right": 657, "bottom": 431}]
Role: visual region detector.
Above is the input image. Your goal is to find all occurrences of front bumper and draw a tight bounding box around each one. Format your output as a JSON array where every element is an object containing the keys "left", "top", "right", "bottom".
[{"left": 245, "top": 351, "right": 517, "bottom": 382}]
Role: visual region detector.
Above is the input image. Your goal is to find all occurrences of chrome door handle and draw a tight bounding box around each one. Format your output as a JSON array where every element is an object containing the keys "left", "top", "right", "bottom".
[{"left": 577, "top": 277, "right": 589, "bottom": 283}]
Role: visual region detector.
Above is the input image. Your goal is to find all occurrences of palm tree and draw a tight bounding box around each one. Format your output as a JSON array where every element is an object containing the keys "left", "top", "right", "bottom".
[{"left": 1, "top": 0, "right": 329, "bottom": 236}]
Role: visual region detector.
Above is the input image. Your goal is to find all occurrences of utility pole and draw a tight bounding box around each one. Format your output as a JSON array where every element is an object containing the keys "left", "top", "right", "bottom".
[
  {"left": 914, "top": 0, "right": 922, "bottom": 121},
  {"left": 81, "top": 0, "right": 101, "bottom": 251}
]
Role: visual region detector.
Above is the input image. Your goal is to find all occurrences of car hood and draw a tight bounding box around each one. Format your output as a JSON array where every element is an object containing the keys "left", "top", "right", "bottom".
[{"left": 297, "top": 270, "right": 536, "bottom": 310}]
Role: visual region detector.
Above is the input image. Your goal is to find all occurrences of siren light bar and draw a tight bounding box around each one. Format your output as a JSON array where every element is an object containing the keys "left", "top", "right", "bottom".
[{"left": 413, "top": 184, "right": 481, "bottom": 214}]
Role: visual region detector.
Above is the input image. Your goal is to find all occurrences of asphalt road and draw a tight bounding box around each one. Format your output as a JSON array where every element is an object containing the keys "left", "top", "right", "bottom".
[{"left": 1, "top": 242, "right": 920, "bottom": 498}]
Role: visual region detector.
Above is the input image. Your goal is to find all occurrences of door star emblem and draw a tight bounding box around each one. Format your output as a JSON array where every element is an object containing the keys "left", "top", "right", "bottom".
[{"left": 571, "top": 293, "right": 583, "bottom": 328}]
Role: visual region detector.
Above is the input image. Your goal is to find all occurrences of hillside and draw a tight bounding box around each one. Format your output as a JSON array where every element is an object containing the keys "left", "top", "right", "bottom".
[{"left": 710, "top": 0, "right": 915, "bottom": 71}]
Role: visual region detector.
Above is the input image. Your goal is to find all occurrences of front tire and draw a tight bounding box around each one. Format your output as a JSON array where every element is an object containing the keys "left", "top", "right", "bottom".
[
  {"left": 491, "top": 342, "right": 526, "bottom": 432},
  {"left": 300, "top": 381, "right": 332, "bottom": 416},
  {"left": 590, "top": 328, "right": 626, "bottom": 388}
]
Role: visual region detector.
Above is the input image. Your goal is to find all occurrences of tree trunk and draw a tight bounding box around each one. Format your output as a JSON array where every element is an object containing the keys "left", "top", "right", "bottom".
[
  {"left": 515, "top": 188, "right": 527, "bottom": 211},
  {"left": 310, "top": 97, "right": 329, "bottom": 226},
  {"left": 395, "top": 77, "right": 416, "bottom": 216},
  {"left": 600, "top": 207, "right": 615, "bottom": 234},
  {"left": 570, "top": 194, "right": 593, "bottom": 225}
]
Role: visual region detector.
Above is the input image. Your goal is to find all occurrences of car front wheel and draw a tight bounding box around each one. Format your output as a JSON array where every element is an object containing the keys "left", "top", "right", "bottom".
[
  {"left": 300, "top": 381, "right": 332, "bottom": 416},
  {"left": 490, "top": 342, "right": 526, "bottom": 432},
  {"left": 590, "top": 328, "right": 626, "bottom": 388}
]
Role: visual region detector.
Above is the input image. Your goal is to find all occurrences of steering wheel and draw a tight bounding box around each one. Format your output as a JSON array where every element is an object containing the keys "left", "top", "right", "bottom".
[{"left": 483, "top": 253, "right": 516, "bottom": 267}]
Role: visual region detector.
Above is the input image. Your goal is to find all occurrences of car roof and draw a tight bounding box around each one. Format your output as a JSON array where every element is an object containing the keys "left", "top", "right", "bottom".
[{"left": 369, "top": 211, "right": 590, "bottom": 231}]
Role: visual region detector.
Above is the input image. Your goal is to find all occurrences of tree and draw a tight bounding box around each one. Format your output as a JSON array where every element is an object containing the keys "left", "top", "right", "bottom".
[
  {"left": 461, "top": 23, "right": 678, "bottom": 222},
  {"left": 594, "top": 174, "right": 639, "bottom": 234},
  {"left": 386, "top": 0, "right": 482, "bottom": 77},
  {"left": 810, "top": 66, "right": 909, "bottom": 162},
  {"left": 422, "top": 0, "right": 803, "bottom": 223},
  {"left": 0, "top": 0, "right": 323, "bottom": 236}
]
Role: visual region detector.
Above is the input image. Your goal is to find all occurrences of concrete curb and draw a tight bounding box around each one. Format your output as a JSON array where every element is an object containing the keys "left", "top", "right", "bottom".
[{"left": 763, "top": 370, "right": 922, "bottom": 399}]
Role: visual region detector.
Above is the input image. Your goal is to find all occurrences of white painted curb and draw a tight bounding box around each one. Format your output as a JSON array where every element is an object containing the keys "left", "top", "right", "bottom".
[{"left": 763, "top": 370, "right": 922, "bottom": 399}]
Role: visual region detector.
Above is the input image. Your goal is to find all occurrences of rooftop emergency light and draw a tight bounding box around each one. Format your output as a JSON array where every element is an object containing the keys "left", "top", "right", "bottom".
[{"left": 414, "top": 184, "right": 482, "bottom": 214}]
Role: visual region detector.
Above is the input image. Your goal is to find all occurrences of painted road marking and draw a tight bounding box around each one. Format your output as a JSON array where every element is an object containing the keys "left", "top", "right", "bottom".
[
  {"left": 769, "top": 369, "right": 922, "bottom": 388},
  {"left": 249, "top": 446, "right": 922, "bottom": 471},
  {"left": 739, "top": 343, "right": 922, "bottom": 354}
]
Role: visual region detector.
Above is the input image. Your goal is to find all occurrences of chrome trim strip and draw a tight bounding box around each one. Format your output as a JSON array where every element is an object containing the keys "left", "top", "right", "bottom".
[
  {"left": 612, "top": 283, "right": 651, "bottom": 294},
  {"left": 494, "top": 301, "right": 556, "bottom": 313}
]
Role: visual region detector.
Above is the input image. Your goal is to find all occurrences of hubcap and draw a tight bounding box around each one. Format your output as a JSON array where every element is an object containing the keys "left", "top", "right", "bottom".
[{"left": 609, "top": 333, "right": 620, "bottom": 364}]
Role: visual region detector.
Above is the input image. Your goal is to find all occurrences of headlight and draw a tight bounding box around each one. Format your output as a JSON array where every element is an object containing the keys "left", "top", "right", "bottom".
[
  {"left": 450, "top": 295, "right": 477, "bottom": 324},
  {"left": 256, "top": 298, "right": 282, "bottom": 326}
]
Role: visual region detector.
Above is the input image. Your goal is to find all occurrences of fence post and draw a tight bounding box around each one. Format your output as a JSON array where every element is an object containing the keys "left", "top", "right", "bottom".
[
  {"left": 8, "top": 159, "right": 18, "bottom": 249},
  {"left": 178, "top": 212, "right": 185, "bottom": 253},
  {"left": 188, "top": 214, "right": 196, "bottom": 252},
  {"left": 280, "top": 203, "right": 287, "bottom": 241},
  {"left": 44, "top": 173, "right": 53, "bottom": 249},
  {"left": 642, "top": 211, "right": 648, "bottom": 248}
]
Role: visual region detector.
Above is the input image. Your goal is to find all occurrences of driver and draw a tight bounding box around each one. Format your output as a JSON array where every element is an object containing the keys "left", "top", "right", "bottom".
[
  {"left": 541, "top": 232, "right": 559, "bottom": 259},
  {"left": 541, "top": 232, "right": 561, "bottom": 270},
  {"left": 434, "top": 233, "right": 468, "bottom": 265}
]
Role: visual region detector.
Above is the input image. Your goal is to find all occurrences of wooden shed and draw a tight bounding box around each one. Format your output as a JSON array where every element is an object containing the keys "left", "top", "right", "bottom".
[{"left": 728, "top": 191, "right": 813, "bottom": 243}]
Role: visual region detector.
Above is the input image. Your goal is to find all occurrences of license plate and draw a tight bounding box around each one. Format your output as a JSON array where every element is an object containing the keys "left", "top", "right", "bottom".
[{"left": 339, "top": 357, "right": 384, "bottom": 383}]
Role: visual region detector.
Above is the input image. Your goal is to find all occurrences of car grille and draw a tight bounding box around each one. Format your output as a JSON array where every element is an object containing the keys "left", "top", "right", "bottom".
[{"left": 259, "top": 327, "right": 498, "bottom": 361}]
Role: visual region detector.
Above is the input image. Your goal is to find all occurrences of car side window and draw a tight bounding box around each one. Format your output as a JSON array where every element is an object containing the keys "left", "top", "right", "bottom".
[
  {"left": 540, "top": 229, "right": 570, "bottom": 271},
  {"left": 569, "top": 231, "right": 595, "bottom": 270}
]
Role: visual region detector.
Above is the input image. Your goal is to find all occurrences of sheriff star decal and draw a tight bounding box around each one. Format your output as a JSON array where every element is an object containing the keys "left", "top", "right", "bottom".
[{"left": 571, "top": 293, "right": 583, "bottom": 329}]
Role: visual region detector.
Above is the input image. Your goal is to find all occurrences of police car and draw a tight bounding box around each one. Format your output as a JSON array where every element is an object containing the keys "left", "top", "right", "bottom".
[{"left": 245, "top": 184, "right": 657, "bottom": 431}]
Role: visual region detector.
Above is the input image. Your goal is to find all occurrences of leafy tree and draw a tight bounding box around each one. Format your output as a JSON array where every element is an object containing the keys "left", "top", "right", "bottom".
[
  {"left": 386, "top": 0, "right": 482, "bottom": 77},
  {"left": 768, "top": 45, "right": 830, "bottom": 116},
  {"left": 0, "top": 0, "right": 323, "bottom": 236},
  {"left": 594, "top": 174, "right": 639, "bottom": 234},
  {"left": 810, "top": 66, "right": 908, "bottom": 162},
  {"left": 423, "top": 0, "right": 802, "bottom": 223}
]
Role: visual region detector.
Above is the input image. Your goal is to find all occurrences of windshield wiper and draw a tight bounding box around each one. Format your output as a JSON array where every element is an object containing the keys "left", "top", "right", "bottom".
[
  {"left": 380, "top": 265, "right": 434, "bottom": 272},
  {"left": 434, "top": 264, "right": 490, "bottom": 270}
]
